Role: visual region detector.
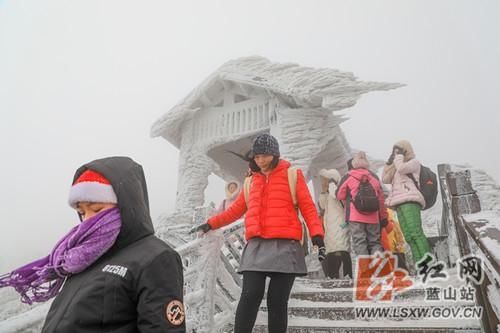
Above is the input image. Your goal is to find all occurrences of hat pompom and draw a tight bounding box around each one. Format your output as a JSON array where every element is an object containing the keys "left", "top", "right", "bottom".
[{"left": 68, "top": 170, "right": 117, "bottom": 208}]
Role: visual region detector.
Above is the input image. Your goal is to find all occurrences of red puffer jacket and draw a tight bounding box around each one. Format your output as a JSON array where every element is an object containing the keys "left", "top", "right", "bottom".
[{"left": 207, "top": 159, "right": 324, "bottom": 241}]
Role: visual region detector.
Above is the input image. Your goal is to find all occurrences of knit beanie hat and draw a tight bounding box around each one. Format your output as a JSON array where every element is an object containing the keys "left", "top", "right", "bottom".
[
  {"left": 252, "top": 134, "right": 280, "bottom": 156},
  {"left": 68, "top": 169, "right": 118, "bottom": 208}
]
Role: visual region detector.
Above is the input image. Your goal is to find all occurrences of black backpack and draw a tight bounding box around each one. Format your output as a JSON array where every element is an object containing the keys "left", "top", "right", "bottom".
[
  {"left": 408, "top": 165, "right": 438, "bottom": 210},
  {"left": 353, "top": 175, "right": 380, "bottom": 213}
]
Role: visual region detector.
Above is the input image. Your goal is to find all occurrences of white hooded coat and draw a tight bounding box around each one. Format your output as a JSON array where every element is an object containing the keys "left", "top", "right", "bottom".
[
  {"left": 214, "top": 181, "right": 242, "bottom": 215},
  {"left": 318, "top": 169, "right": 351, "bottom": 253}
]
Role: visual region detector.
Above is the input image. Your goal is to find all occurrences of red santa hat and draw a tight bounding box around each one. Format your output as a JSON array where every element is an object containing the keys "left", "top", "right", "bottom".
[{"left": 68, "top": 169, "right": 118, "bottom": 208}]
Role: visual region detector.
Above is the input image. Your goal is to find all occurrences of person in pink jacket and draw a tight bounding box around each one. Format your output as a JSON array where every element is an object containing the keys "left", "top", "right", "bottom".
[
  {"left": 336, "top": 152, "right": 388, "bottom": 256},
  {"left": 382, "top": 140, "right": 430, "bottom": 264}
]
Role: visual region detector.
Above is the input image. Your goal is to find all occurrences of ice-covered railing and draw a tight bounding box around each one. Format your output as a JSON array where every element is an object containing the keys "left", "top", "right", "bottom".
[
  {"left": 192, "top": 96, "right": 275, "bottom": 142},
  {"left": 0, "top": 291, "right": 50, "bottom": 333},
  {"left": 438, "top": 164, "right": 500, "bottom": 333},
  {"left": 179, "top": 205, "right": 245, "bottom": 333}
]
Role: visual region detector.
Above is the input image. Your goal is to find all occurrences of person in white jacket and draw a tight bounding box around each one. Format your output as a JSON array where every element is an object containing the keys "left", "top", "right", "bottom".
[
  {"left": 318, "top": 169, "right": 352, "bottom": 279},
  {"left": 214, "top": 181, "right": 241, "bottom": 215}
]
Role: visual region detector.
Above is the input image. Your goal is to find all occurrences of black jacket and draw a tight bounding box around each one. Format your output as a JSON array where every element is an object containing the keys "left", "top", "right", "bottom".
[{"left": 42, "top": 157, "right": 185, "bottom": 333}]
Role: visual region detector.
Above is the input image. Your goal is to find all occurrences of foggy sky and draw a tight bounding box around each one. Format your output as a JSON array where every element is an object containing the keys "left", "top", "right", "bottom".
[{"left": 1, "top": 0, "right": 499, "bottom": 273}]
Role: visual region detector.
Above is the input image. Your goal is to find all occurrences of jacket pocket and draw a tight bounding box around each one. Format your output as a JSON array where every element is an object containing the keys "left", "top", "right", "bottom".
[
  {"left": 102, "top": 272, "right": 133, "bottom": 325},
  {"left": 102, "top": 273, "right": 119, "bottom": 324}
]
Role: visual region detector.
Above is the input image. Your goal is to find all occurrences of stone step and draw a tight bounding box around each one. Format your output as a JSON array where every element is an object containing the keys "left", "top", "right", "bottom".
[
  {"left": 259, "top": 300, "right": 477, "bottom": 321},
  {"left": 295, "top": 278, "right": 419, "bottom": 290},
  {"left": 296, "top": 268, "right": 465, "bottom": 291},
  {"left": 295, "top": 278, "right": 354, "bottom": 289},
  {"left": 254, "top": 314, "right": 481, "bottom": 332},
  {"left": 290, "top": 287, "right": 427, "bottom": 303},
  {"left": 253, "top": 325, "right": 481, "bottom": 333},
  {"left": 295, "top": 279, "right": 439, "bottom": 290}
]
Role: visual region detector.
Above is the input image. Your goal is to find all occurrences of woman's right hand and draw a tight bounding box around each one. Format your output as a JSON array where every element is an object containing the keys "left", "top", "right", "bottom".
[{"left": 387, "top": 151, "right": 395, "bottom": 165}]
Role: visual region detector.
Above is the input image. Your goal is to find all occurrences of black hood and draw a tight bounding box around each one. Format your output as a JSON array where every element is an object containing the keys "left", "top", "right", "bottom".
[{"left": 71, "top": 156, "right": 154, "bottom": 250}]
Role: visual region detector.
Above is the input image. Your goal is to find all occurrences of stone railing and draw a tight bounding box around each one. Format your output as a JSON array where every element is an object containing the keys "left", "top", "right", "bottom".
[{"left": 438, "top": 164, "right": 499, "bottom": 333}]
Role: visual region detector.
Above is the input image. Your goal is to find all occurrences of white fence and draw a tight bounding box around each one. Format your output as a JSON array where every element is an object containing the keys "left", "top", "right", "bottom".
[{"left": 193, "top": 97, "right": 278, "bottom": 142}]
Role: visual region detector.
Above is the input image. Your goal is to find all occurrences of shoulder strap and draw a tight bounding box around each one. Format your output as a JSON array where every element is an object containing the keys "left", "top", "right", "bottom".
[
  {"left": 407, "top": 173, "right": 419, "bottom": 189},
  {"left": 243, "top": 176, "right": 252, "bottom": 206},
  {"left": 288, "top": 167, "right": 298, "bottom": 209},
  {"left": 348, "top": 172, "right": 361, "bottom": 183},
  {"left": 244, "top": 168, "right": 298, "bottom": 209}
]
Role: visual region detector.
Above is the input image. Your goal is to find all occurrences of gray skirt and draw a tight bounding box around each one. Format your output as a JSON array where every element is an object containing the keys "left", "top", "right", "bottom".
[{"left": 238, "top": 238, "right": 307, "bottom": 276}]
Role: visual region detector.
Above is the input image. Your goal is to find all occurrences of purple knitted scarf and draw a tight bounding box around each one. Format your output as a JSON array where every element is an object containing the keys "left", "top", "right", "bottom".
[{"left": 0, "top": 207, "right": 121, "bottom": 304}]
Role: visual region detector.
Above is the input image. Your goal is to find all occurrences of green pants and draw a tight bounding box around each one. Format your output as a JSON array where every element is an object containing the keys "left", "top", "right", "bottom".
[{"left": 397, "top": 202, "right": 431, "bottom": 263}]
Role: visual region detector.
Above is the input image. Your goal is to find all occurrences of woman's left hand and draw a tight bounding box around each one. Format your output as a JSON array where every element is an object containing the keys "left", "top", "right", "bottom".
[{"left": 311, "top": 236, "right": 326, "bottom": 261}]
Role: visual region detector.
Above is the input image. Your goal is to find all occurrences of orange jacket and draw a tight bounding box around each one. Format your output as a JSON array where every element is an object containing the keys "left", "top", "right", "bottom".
[
  {"left": 380, "top": 219, "right": 394, "bottom": 251},
  {"left": 386, "top": 209, "right": 406, "bottom": 253},
  {"left": 207, "top": 160, "right": 324, "bottom": 241}
]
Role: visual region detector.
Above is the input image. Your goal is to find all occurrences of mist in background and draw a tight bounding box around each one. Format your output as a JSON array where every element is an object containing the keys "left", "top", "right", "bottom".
[{"left": 1, "top": 0, "right": 499, "bottom": 273}]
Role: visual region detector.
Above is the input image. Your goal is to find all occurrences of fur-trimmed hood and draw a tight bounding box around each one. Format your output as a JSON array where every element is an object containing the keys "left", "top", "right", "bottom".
[
  {"left": 393, "top": 140, "right": 416, "bottom": 161},
  {"left": 319, "top": 169, "right": 341, "bottom": 184},
  {"left": 225, "top": 181, "right": 241, "bottom": 200}
]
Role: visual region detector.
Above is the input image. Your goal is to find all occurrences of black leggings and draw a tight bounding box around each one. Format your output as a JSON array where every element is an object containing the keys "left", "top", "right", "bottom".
[
  {"left": 234, "top": 271, "right": 296, "bottom": 333},
  {"left": 322, "top": 251, "right": 353, "bottom": 278}
]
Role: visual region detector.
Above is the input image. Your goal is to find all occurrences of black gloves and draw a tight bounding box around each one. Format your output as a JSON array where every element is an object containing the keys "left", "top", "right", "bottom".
[
  {"left": 318, "top": 247, "right": 326, "bottom": 262},
  {"left": 312, "top": 236, "right": 326, "bottom": 262},
  {"left": 311, "top": 235, "right": 325, "bottom": 248},
  {"left": 380, "top": 218, "right": 388, "bottom": 229},
  {"left": 386, "top": 152, "right": 395, "bottom": 165},
  {"left": 387, "top": 146, "right": 406, "bottom": 165},
  {"left": 190, "top": 223, "right": 212, "bottom": 234}
]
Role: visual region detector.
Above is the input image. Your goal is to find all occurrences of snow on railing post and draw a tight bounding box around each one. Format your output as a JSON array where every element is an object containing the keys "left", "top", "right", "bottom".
[
  {"left": 198, "top": 232, "right": 224, "bottom": 333},
  {"left": 437, "top": 164, "right": 461, "bottom": 266},
  {"left": 178, "top": 230, "right": 224, "bottom": 333},
  {"left": 178, "top": 205, "right": 244, "bottom": 332},
  {"left": 441, "top": 167, "right": 499, "bottom": 333},
  {"left": 446, "top": 169, "right": 481, "bottom": 258}
]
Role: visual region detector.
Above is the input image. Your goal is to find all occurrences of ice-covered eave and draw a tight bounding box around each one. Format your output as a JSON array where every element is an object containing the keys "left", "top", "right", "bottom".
[
  {"left": 151, "top": 56, "right": 404, "bottom": 147},
  {"left": 150, "top": 106, "right": 197, "bottom": 148},
  {"left": 150, "top": 71, "right": 222, "bottom": 148}
]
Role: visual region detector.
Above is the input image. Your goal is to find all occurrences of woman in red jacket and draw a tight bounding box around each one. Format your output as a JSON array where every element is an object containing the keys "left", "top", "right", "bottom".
[{"left": 195, "top": 134, "right": 325, "bottom": 333}]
